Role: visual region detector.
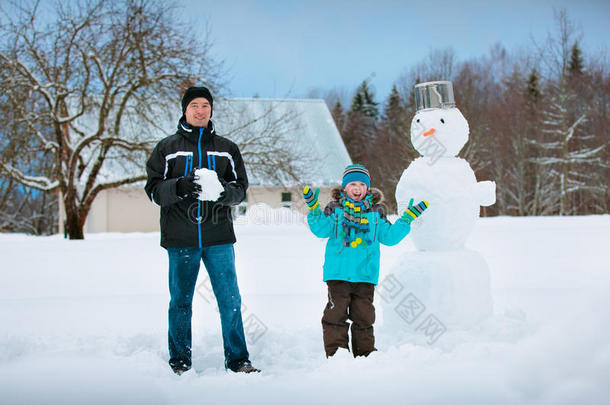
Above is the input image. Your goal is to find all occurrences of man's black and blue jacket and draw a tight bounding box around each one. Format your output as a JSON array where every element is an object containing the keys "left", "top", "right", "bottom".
[{"left": 145, "top": 119, "right": 248, "bottom": 248}]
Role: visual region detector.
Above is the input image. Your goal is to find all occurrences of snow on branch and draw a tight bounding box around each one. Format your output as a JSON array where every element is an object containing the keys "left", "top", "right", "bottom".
[
  {"left": 527, "top": 139, "right": 562, "bottom": 149},
  {"left": 567, "top": 145, "right": 605, "bottom": 162},
  {"left": 33, "top": 129, "right": 60, "bottom": 152},
  {"left": 104, "top": 137, "right": 156, "bottom": 151},
  {"left": 0, "top": 163, "right": 59, "bottom": 191},
  {"left": 565, "top": 113, "right": 587, "bottom": 143},
  {"left": 529, "top": 157, "right": 566, "bottom": 165},
  {"left": 0, "top": 53, "right": 55, "bottom": 110}
]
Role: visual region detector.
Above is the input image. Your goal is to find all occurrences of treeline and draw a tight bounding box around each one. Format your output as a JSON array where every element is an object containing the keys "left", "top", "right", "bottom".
[{"left": 328, "top": 13, "right": 609, "bottom": 215}]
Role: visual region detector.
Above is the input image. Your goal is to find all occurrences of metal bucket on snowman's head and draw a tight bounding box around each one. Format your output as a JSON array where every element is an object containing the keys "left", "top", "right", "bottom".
[{"left": 414, "top": 81, "right": 455, "bottom": 111}]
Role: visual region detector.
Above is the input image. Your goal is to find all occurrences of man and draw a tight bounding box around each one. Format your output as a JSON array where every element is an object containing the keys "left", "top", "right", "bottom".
[{"left": 145, "top": 86, "right": 259, "bottom": 375}]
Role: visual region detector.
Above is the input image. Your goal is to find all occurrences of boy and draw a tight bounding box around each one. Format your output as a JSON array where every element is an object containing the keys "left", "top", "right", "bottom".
[{"left": 303, "top": 164, "right": 428, "bottom": 357}]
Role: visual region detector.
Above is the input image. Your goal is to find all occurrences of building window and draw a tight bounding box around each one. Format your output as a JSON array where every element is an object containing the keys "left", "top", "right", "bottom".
[
  {"left": 281, "top": 192, "right": 292, "bottom": 209},
  {"left": 232, "top": 203, "right": 248, "bottom": 217}
]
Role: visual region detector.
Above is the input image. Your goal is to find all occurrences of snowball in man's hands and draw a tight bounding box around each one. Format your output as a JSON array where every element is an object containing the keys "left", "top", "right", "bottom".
[{"left": 193, "top": 168, "right": 224, "bottom": 201}]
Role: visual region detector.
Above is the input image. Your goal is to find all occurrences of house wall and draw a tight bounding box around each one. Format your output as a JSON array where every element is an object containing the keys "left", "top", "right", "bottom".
[
  {"left": 106, "top": 187, "right": 160, "bottom": 232},
  {"left": 246, "top": 187, "right": 334, "bottom": 216},
  {"left": 59, "top": 188, "right": 161, "bottom": 234},
  {"left": 68, "top": 185, "right": 337, "bottom": 233}
]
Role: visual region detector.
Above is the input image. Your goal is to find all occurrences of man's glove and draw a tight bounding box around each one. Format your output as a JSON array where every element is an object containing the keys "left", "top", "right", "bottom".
[
  {"left": 401, "top": 198, "right": 429, "bottom": 224},
  {"left": 176, "top": 170, "right": 201, "bottom": 198},
  {"left": 303, "top": 186, "right": 320, "bottom": 211}
]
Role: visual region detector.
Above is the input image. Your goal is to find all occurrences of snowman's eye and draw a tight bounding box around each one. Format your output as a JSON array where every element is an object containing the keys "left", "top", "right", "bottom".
[
  {"left": 416, "top": 119, "right": 420, "bottom": 123},
  {"left": 440, "top": 118, "right": 445, "bottom": 124}
]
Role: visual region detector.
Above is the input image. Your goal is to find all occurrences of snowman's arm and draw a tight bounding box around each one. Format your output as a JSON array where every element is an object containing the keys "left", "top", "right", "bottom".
[
  {"left": 306, "top": 204, "right": 335, "bottom": 238},
  {"left": 475, "top": 181, "right": 496, "bottom": 207},
  {"left": 375, "top": 208, "right": 411, "bottom": 246}
]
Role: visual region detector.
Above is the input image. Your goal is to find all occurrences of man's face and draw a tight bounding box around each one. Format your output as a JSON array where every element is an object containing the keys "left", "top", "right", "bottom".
[
  {"left": 185, "top": 97, "right": 211, "bottom": 127},
  {"left": 344, "top": 181, "right": 368, "bottom": 202}
]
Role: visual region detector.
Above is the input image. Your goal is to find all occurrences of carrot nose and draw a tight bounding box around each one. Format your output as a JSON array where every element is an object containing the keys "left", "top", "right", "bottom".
[{"left": 423, "top": 128, "right": 436, "bottom": 137}]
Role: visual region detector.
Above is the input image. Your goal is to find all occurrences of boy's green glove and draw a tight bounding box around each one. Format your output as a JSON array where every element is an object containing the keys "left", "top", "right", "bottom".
[
  {"left": 303, "top": 186, "right": 320, "bottom": 211},
  {"left": 401, "top": 198, "right": 429, "bottom": 224}
]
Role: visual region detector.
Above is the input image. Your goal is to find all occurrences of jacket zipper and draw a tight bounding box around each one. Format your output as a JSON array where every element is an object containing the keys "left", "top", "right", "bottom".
[{"left": 197, "top": 128, "right": 204, "bottom": 249}]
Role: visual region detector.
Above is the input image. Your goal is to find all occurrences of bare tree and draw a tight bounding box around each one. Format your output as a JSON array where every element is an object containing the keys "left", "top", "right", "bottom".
[
  {"left": 586, "top": 63, "right": 610, "bottom": 213},
  {"left": 0, "top": 0, "right": 221, "bottom": 238},
  {"left": 0, "top": 186, "right": 59, "bottom": 234},
  {"left": 0, "top": 62, "right": 58, "bottom": 233},
  {"left": 396, "top": 47, "right": 457, "bottom": 102},
  {"left": 485, "top": 65, "right": 548, "bottom": 216},
  {"left": 330, "top": 100, "right": 347, "bottom": 136},
  {"left": 213, "top": 99, "right": 312, "bottom": 187},
  {"left": 306, "top": 86, "right": 351, "bottom": 111},
  {"left": 453, "top": 57, "right": 498, "bottom": 179}
]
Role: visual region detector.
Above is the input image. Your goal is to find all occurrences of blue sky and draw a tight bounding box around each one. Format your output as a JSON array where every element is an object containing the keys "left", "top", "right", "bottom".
[{"left": 183, "top": 0, "right": 608, "bottom": 102}]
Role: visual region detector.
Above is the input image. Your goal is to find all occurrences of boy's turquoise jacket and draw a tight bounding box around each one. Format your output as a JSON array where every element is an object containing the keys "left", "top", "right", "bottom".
[{"left": 307, "top": 187, "right": 410, "bottom": 285}]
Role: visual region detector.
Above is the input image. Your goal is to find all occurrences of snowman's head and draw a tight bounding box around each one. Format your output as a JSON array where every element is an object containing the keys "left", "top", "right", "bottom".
[{"left": 410, "top": 107, "right": 469, "bottom": 157}]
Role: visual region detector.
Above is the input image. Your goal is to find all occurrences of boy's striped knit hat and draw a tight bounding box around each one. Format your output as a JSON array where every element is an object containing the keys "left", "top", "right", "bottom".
[{"left": 342, "top": 164, "right": 370, "bottom": 188}]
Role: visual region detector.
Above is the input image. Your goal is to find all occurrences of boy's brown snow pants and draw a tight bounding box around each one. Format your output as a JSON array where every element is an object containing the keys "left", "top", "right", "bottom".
[{"left": 322, "top": 280, "right": 377, "bottom": 357}]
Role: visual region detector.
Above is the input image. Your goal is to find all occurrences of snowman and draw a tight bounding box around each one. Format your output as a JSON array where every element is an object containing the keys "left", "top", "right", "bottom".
[{"left": 380, "top": 81, "right": 496, "bottom": 335}]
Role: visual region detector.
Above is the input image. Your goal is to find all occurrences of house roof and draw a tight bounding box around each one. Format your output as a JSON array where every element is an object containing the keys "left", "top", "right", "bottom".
[{"left": 76, "top": 97, "right": 351, "bottom": 189}]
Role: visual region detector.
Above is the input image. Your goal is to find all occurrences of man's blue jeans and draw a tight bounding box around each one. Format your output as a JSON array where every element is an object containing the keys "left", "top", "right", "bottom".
[{"left": 167, "top": 244, "right": 249, "bottom": 371}]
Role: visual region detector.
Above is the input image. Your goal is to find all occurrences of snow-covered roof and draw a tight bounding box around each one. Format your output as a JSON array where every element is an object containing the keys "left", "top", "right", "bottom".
[{"left": 82, "top": 97, "right": 351, "bottom": 188}]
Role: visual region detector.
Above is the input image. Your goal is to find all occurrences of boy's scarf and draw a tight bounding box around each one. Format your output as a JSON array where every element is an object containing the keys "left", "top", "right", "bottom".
[{"left": 339, "top": 192, "right": 374, "bottom": 248}]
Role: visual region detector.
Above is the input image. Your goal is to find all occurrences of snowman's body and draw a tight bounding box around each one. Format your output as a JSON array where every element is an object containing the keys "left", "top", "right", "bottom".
[
  {"left": 397, "top": 157, "right": 481, "bottom": 251},
  {"left": 380, "top": 104, "right": 496, "bottom": 334}
]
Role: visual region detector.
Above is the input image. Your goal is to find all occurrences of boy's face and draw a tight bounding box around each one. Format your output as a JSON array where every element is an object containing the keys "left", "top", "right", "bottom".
[{"left": 344, "top": 181, "right": 368, "bottom": 201}]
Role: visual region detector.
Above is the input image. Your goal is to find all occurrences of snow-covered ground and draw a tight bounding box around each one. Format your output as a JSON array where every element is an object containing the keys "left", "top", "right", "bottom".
[{"left": 1, "top": 215, "right": 609, "bottom": 404}]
